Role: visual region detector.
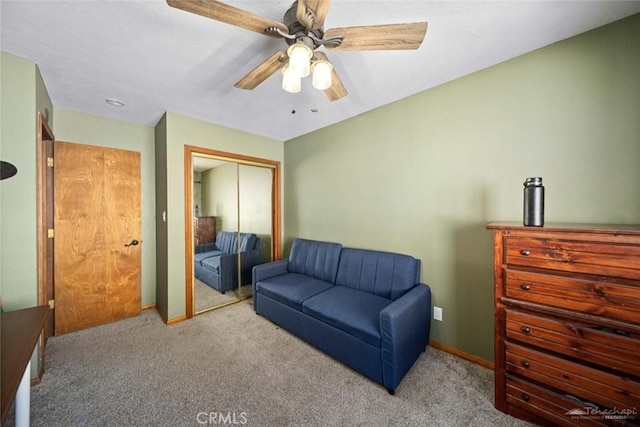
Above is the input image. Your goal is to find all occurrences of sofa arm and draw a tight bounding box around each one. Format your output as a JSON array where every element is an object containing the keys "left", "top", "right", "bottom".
[
  {"left": 252, "top": 259, "right": 288, "bottom": 310},
  {"left": 240, "top": 249, "right": 261, "bottom": 270},
  {"left": 217, "top": 252, "right": 240, "bottom": 291},
  {"left": 379, "top": 283, "right": 431, "bottom": 392},
  {"left": 253, "top": 259, "right": 288, "bottom": 284},
  {"left": 238, "top": 249, "right": 262, "bottom": 285}
]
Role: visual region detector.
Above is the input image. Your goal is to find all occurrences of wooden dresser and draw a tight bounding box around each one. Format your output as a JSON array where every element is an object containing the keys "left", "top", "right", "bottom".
[
  {"left": 194, "top": 216, "right": 216, "bottom": 245},
  {"left": 487, "top": 222, "right": 640, "bottom": 426}
]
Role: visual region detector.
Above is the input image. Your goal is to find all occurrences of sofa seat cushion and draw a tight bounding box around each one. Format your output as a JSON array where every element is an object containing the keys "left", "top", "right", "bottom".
[
  {"left": 302, "top": 286, "right": 392, "bottom": 347},
  {"left": 195, "top": 251, "right": 224, "bottom": 265},
  {"left": 256, "top": 273, "right": 334, "bottom": 311},
  {"left": 201, "top": 255, "right": 223, "bottom": 273}
]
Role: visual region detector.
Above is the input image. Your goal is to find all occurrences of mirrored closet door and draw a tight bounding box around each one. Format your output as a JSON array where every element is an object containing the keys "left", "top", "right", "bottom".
[
  {"left": 185, "top": 146, "right": 280, "bottom": 317},
  {"left": 238, "top": 164, "right": 273, "bottom": 299},
  {"left": 193, "top": 157, "right": 240, "bottom": 313}
]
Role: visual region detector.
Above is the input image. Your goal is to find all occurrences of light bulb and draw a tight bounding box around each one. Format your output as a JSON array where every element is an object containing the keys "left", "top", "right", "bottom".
[
  {"left": 282, "top": 65, "right": 301, "bottom": 93},
  {"left": 287, "top": 43, "right": 312, "bottom": 78},
  {"left": 312, "top": 60, "right": 333, "bottom": 90}
]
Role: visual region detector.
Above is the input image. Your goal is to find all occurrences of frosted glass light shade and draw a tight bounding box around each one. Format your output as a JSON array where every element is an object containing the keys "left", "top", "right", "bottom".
[
  {"left": 312, "top": 60, "right": 333, "bottom": 90},
  {"left": 281, "top": 66, "right": 301, "bottom": 93},
  {"left": 287, "top": 43, "right": 312, "bottom": 78}
]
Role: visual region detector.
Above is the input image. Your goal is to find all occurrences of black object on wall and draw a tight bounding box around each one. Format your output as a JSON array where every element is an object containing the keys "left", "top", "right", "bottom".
[{"left": 0, "top": 161, "right": 18, "bottom": 180}]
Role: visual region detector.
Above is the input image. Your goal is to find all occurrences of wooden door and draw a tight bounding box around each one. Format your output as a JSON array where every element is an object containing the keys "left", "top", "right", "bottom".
[{"left": 54, "top": 141, "right": 141, "bottom": 334}]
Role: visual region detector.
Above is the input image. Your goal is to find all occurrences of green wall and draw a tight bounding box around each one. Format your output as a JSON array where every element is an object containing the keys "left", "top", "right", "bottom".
[
  {"left": 0, "top": 52, "right": 53, "bottom": 376},
  {"left": 52, "top": 108, "right": 157, "bottom": 307},
  {"left": 154, "top": 114, "right": 168, "bottom": 320},
  {"left": 283, "top": 14, "right": 640, "bottom": 362},
  {"left": 239, "top": 164, "right": 274, "bottom": 263},
  {"left": 156, "top": 112, "right": 283, "bottom": 321},
  {"left": 202, "top": 163, "right": 239, "bottom": 230}
]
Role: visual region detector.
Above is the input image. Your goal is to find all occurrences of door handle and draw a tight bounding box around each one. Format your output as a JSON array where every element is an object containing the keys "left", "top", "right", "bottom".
[{"left": 124, "top": 239, "right": 140, "bottom": 247}]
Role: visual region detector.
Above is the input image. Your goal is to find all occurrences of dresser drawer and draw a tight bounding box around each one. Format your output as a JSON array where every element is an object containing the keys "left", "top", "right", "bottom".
[
  {"left": 505, "top": 309, "right": 640, "bottom": 377},
  {"left": 506, "top": 342, "right": 640, "bottom": 412},
  {"left": 507, "top": 375, "right": 614, "bottom": 426},
  {"left": 504, "top": 236, "right": 640, "bottom": 280},
  {"left": 505, "top": 269, "right": 640, "bottom": 324}
]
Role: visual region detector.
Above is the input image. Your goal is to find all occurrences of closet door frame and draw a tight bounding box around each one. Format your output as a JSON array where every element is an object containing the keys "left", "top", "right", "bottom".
[{"left": 184, "top": 145, "right": 282, "bottom": 318}]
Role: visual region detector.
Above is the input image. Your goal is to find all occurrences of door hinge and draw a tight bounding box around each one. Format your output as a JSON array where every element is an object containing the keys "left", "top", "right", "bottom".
[
  {"left": 48, "top": 299, "right": 55, "bottom": 309},
  {"left": 47, "top": 157, "right": 54, "bottom": 167},
  {"left": 47, "top": 228, "right": 54, "bottom": 238}
]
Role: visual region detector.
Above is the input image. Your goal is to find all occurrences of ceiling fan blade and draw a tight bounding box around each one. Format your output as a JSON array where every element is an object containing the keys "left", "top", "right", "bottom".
[
  {"left": 314, "top": 51, "right": 347, "bottom": 101},
  {"left": 167, "top": 0, "right": 288, "bottom": 37},
  {"left": 234, "top": 50, "right": 287, "bottom": 90},
  {"left": 325, "top": 68, "right": 347, "bottom": 102},
  {"left": 297, "top": 0, "right": 332, "bottom": 30},
  {"left": 324, "top": 22, "right": 428, "bottom": 51}
]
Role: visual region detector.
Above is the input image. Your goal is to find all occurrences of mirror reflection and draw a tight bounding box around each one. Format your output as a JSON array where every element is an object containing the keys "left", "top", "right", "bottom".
[
  {"left": 192, "top": 155, "right": 274, "bottom": 313},
  {"left": 238, "top": 164, "right": 273, "bottom": 299}
]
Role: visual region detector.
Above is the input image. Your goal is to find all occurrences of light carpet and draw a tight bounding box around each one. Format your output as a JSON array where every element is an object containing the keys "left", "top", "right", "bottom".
[
  {"left": 194, "top": 279, "right": 237, "bottom": 312},
  {"left": 7, "top": 300, "right": 533, "bottom": 426}
]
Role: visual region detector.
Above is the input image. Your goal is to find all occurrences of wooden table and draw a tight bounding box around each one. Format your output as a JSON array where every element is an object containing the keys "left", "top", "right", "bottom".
[{"left": 1, "top": 305, "right": 49, "bottom": 426}]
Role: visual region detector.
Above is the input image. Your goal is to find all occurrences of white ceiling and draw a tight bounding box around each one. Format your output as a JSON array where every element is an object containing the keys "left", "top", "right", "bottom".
[{"left": 2, "top": 1, "right": 639, "bottom": 141}]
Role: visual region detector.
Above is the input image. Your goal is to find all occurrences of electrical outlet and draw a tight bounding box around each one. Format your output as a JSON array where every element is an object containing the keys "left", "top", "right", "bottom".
[{"left": 434, "top": 306, "right": 443, "bottom": 321}]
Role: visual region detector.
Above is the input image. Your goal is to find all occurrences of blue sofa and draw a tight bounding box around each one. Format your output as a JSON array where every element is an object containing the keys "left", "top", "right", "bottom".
[
  {"left": 195, "top": 231, "right": 261, "bottom": 293},
  {"left": 252, "top": 238, "right": 431, "bottom": 394}
]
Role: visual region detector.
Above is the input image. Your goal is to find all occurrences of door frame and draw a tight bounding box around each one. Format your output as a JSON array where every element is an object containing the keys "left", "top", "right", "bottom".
[
  {"left": 36, "top": 112, "right": 54, "bottom": 379},
  {"left": 184, "top": 145, "right": 282, "bottom": 319}
]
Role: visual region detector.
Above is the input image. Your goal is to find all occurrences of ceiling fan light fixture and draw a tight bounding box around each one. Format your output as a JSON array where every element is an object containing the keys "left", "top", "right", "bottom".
[
  {"left": 167, "top": 1, "right": 429, "bottom": 103},
  {"left": 286, "top": 42, "right": 312, "bottom": 78},
  {"left": 281, "top": 65, "right": 301, "bottom": 93},
  {"left": 311, "top": 60, "right": 333, "bottom": 90}
]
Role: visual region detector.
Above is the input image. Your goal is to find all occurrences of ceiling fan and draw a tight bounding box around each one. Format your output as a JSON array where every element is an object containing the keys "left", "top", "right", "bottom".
[{"left": 167, "top": 0, "right": 428, "bottom": 102}]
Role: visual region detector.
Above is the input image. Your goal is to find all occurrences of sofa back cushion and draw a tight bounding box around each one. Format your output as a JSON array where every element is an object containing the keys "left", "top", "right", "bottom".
[
  {"left": 336, "top": 248, "right": 420, "bottom": 300},
  {"left": 287, "top": 239, "right": 342, "bottom": 283},
  {"left": 239, "top": 233, "right": 258, "bottom": 251},
  {"left": 215, "top": 231, "right": 238, "bottom": 253},
  {"left": 215, "top": 231, "right": 258, "bottom": 254}
]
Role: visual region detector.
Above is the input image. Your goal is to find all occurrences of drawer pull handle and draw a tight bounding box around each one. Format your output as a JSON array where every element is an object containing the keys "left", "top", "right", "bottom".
[
  {"left": 521, "top": 326, "right": 531, "bottom": 334},
  {"left": 520, "top": 250, "right": 530, "bottom": 256},
  {"left": 522, "top": 393, "right": 530, "bottom": 402},
  {"left": 520, "top": 284, "right": 531, "bottom": 291},
  {"left": 596, "top": 327, "right": 631, "bottom": 337},
  {"left": 521, "top": 361, "right": 530, "bottom": 368}
]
